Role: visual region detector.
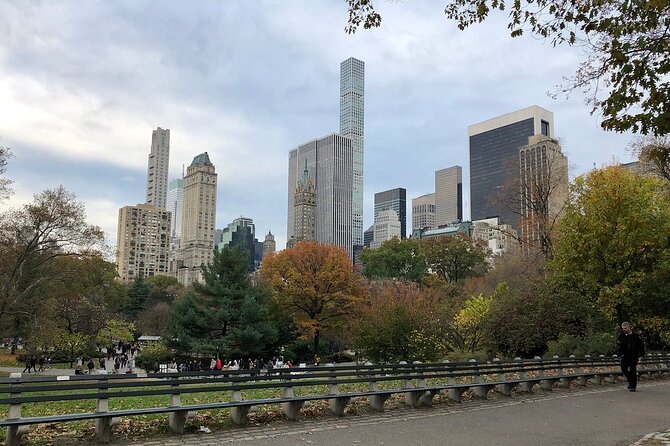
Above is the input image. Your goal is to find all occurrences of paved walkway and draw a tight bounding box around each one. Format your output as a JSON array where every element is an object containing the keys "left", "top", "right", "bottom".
[
  {"left": 0, "top": 366, "right": 145, "bottom": 376},
  {"left": 120, "top": 381, "right": 670, "bottom": 446}
]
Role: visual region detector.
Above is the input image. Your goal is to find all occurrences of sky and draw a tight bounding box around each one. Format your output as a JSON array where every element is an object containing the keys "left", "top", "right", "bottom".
[{"left": 0, "top": 0, "right": 637, "bottom": 252}]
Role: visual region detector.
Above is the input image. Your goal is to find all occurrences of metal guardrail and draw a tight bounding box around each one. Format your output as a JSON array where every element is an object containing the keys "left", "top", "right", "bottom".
[{"left": 1, "top": 354, "right": 668, "bottom": 445}]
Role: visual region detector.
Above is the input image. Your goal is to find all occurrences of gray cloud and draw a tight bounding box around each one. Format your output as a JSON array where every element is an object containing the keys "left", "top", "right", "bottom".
[{"left": 0, "top": 0, "right": 636, "bottom": 252}]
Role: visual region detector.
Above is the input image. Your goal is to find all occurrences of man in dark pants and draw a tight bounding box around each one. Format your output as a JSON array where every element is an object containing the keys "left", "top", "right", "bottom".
[{"left": 617, "top": 321, "right": 645, "bottom": 391}]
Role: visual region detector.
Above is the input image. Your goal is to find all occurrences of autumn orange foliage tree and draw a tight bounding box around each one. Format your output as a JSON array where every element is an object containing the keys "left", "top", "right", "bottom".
[{"left": 259, "top": 241, "right": 362, "bottom": 355}]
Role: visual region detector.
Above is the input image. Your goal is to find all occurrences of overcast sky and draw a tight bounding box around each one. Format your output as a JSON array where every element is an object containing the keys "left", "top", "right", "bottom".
[{"left": 0, "top": 0, "right": 637, "bottom": 251}]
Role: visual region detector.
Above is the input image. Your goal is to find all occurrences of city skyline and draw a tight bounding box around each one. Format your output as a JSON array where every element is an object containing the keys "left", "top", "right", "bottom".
[{"left": 0, "top": 1, "right": 641, "bottom": 252}]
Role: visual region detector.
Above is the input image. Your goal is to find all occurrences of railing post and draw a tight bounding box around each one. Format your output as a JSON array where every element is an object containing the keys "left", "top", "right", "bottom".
[
  {"left": 6, "top": 373, "right": 29, "bottom": 446},
  {"left": 95, "top": 375, "right": 119, "bottom": 443},
  {"left": 558, "top": 355, "right": 574, "bottom": 388},
  {"left": 168, "top": 381, "right": 187, "bottom": 433},
  {"left": 539, "top": 356, "right": 554, "bottom": 391},
  {"left": 605, "top": 355, "right": 618, "bottom": 383},
  {"left": 492, "top": 358, "right": 511, "bottom": 396},
  {"left": 516, "top": 357, "right": 532, "bottom": 393},
  {"left": 367, "top": 363, "right": 389, "bottom": 411},
  {"left": 281, "top": 384, "right": 304, "bottom": 420},
  {"left": 471, "top": 359, "right": 490, "bottom": 399},
  {"left": 400, "top": 361, "right": 419, "bottom": 406},
  {"left": 414, "top": 361, "right": 434, "bottom": 407},
  {"left": 326, "top": 364, "right": 350, "bottom": 416},
  {"left": 230, "top": 387, "right": 249, "bottom": 425}
]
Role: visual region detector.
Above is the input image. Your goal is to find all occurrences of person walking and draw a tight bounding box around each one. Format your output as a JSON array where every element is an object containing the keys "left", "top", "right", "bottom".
[
  {"left": 617, "top": 321, "right": 645, "bottom": 391},
  {"left": 22, "top": 357, "right": 32, "bottom": 374},
  {"left": 30, "top": 355, "right": 37, "bottom": 373}
]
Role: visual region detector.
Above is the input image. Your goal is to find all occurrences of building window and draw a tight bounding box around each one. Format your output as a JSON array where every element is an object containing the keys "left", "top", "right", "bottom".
[{"left": 541, "top": 120, "right": 550, "bottom": 136}]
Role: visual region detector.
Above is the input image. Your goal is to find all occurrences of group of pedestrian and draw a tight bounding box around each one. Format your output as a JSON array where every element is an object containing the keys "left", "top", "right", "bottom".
[{"left": 22, "top": 355, "right": 51, "bottom": 373}]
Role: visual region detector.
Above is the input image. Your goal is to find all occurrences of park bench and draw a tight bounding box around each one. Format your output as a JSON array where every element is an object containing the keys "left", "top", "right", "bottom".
[{"left": 1, "top": 354, "right": 668, "bottom": 445}]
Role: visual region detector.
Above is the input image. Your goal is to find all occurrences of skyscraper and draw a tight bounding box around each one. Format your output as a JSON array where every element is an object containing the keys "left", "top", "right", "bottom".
[
  {"left": 435, "top": 166, "right": 463, "bottom": 226},
  {"left": 519, "top": 134, "right": 569, "bottom": 250},
  {"left": 116, "top": 203, "right": 171, "bottom": 282},
  {"left": 371, "top": 209, "right": 401, "bottom": 249},
  {"left": 469, "top": 105, "right": 554, "bottom": 228},
  {"left": 218, "top": 217, "right": 256, "bottom": 270},
  {"left": 178, "top": 152, "right": 217, "bottom": 286},
  {"left": 412, "top": 193, "right": 436, "bottom": 231},
  {"left": 374, "top": 188, "right": 407, "bottom": 239},
  {"left": 289, "top": 161, "right": 316, "bottom": 247},
  {"left": 287, "top": 133, "right": 354, "bottom": 257},
  {"left": 263, "top": 231, "right": 276, "bottom": 258},
  {"left": 146, "top": 127, "right": 170, "bottom": 210},
  {"left": 167, "top": 178, "right": 183, "bottom": 239},
  {"left": 339, "top": 57, "right": 364, "bottom": 248}
]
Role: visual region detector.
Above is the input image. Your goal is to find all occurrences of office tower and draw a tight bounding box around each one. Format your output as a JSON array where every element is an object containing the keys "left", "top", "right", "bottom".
[
  {"left": 116, "top": 204, "right": 171, "bottom": 282},
  {"left": 146, "top": 127, "right": 170, "bottom": 209},
  {"left": 412, "top": 193, "right": 436, "bottom": 231},
  {"left": 167, "top": 178, "right": 183, "bottom": 239},
  {"left": 374, "top": 188, "right": 407, "bottom": 239},
  {"left": 363, "top": 225, "right": 374, "bottom": 248},
  {"left": 435, "top": 166, "right": 463, "bottom": 226},
  {"left": 519, "top": 134, "right": 569, "bottom": 250},
  {"left": 287, "top": 134, "right": 354, "bottom": 257},
  {"left": 371, "top": 209, "right": 401, "bottom": 249},
  {"left": 473, "top": 217, "right": 518, "bottom": 257},
  {"left": 263, "top": 231, "right": 276, "bottom": 258},
  {"left": 178, "top": 152, "right": 217, "bottom": 286},
  {"left": 218, "top": 217, "right": 256, "bottom": 270},
  {"left": 288, "top": 161, "right": 317, "bottom": 248},
  {"left": 469, "top": 105, "right": 554, "bottom": 228},
  {"left": 340, "top": 57, "right": 365, "bottom": 247}
]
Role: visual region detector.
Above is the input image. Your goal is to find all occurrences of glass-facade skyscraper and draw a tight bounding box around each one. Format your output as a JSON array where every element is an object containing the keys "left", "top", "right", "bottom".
[
  {"left": 339, "top": 57, "right": 364, "bottom": 247},
  {"left": 469, "top": 105, "right": 554, "bottom": 229},
  {"left": 374, "top": 188, "right": 406, "bottom": 239},
  {"left": 146, "top": 127, "right": 170, "bottom": 210},
  {"left": 167, "top": 178, "right": 183, "bottom": 239}
]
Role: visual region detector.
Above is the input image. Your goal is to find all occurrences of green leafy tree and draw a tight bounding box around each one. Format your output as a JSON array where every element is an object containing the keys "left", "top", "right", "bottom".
[
  {"left": 345, "top": 0, "right": 670, "bottom": 136},
  {"left": 145, "top": 275, "right": 184, "bottom": 305},
  {"left": 550, "top": 166, "right": 670, "bottom": 324},
  {"left": 450, "top": 293, "right": 492, "bottom": 352},
  {"left": 0, "top": 186, "right": 105, "bottom": 325},
  {"left": 360, "top": 237, "right": 428, "bottom": 283},
  {"left": 125, "top": 274, "right": 151, "bottom": 318},
  {"left": 421, "top": 235, "right": 489, "bottom": 283},
  {"left": 96, "top": 319, "right": 135, "bottom": 347},
  {"left": 166, "top": 246, "right": 277, "bottom": 357}
]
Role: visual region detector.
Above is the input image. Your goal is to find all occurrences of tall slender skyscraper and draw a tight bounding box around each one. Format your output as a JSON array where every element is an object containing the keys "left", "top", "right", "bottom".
[
  {"left": 374, "top": 188, "right": 407, "bottom": 239},
  {"left": 339, "top": 57, "right": 364, "bottom": 247},
  {"left": 178, "top": 152, "right": 217, "bottom": 286},
  {"left": 435, "top": 166, "right": 463, "bottom": 226},
  {"left": 146, "top": 127, "right": 170, "bottom": 209},
  {"left": 287, "top": 134, "right": 354, "bottom": 257},
  {"left": 167, "top": 178, "right": 184, "bottom": 239},
  {"left": 469, "top": 105, "right": 554, "bottom": 228}
]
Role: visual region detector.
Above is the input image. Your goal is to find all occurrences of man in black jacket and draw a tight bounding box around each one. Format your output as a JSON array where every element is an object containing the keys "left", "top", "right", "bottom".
[{"left": 617, "top": 321, "right": 645, "bottom": 391}]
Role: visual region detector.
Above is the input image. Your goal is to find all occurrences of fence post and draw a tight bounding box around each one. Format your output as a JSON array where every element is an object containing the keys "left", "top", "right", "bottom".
[
  {"left": 367, "top": 363, "right": 389, "bottom": 411},
  {"left": 230, "top": 387, "right": 249, "bottom": 425},
  {"left": 168, "top": 381, "right": 188, "bottom": 433},
  {"left": 414, "top": 361, "right": 434, "bottom": 407},
  {"left": 6, "top": 373, "right": 29, "bottom": 446},
  {"left": 95, "top": 375, "right": 119, "bottom": 443},
  {"left": 516, "top": 357, "right": 532, "bottom": 393},
  {"left": 492, "top": 358, "right": 511, "bottom": 396},
  {"left": 281, "top": 384, "right": 304, "bottom": 420},
  {"left": 326, "top": 364, "right": 350, "bottom": 416}
]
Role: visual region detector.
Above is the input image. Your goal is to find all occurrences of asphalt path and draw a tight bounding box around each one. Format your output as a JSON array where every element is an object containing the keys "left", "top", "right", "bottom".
[{"left": 168, "top": 381, "right": 670, "bottom": 446}]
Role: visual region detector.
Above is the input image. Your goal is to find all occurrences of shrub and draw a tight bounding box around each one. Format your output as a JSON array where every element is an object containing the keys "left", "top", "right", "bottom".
[
  {"left": 546, "top": 333, "right": 616, "bottom": 357},
  {"left": 135, "top": 342, "right": 170, "bottom": 372}
]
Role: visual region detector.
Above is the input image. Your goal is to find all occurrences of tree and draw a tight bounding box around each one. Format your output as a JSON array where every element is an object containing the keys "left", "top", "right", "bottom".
[
  {"left": 450, "top": 293, "right": 492, "bottom": 352},
  {"left": 0, "top": 186, "right": 105, "bottom": 322},
  {"left": 165, "top": 246, "right": 277, "bottom": 357},
  {"left": 550, "top": 166, "right": 670, "bottom": 324},
  {"left": 0, "top": 142, "right": 12, "bottom": 200},
  {"left": 145, "top": 275, "right": 184, "bottom": 305},
  {"left": 345, "top": 0, "right": 670, "bottom": 136},
  {"left": 421, "top": 235, "right": 489, "bottom": 283},
  {"left": 259, "top": 241, "right": 362, "bottom": 355},
  {"left": 352, "top": 281, "right": 452, "bottom": 362},
  {"left": 96, "top": 319, "right": 135, "bottom": 347},
  {"left": 125, "top": 275, "right": 151, "bottom": 318},
  {"left": 359, "top": 237, "right": 428, "bottom": 283}
]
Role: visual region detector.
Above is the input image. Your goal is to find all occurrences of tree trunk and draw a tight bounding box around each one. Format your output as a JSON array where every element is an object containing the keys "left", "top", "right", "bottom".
[
  {"left": 313, "top": 329, "right": 320, "bottom": 356},
  {"left": 615, "top": 303, "right": 624, "bottom": 326}
]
